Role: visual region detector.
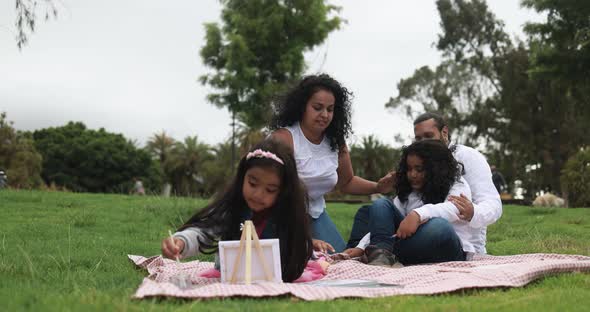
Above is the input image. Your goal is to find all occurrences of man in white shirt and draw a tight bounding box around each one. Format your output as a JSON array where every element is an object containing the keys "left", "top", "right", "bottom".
[{"left": 346, "top": 112, "right": 502, "bottom": 265}]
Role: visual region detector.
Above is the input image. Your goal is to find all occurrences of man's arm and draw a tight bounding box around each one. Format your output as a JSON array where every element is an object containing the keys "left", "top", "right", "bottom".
[
  {"left": 413, "top": 178, "right": 471, "bottom": 222},
  {"left": 454, "top": 146, "right": 503, "bottom": 228}
]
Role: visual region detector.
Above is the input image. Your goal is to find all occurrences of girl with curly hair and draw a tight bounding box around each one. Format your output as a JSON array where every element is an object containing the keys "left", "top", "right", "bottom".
[
  {"left": 346, "top": 140, "right": 478, "bottom": 266},
  {"left": 270, "top": 74, "right": 393, "bottom": 253}
]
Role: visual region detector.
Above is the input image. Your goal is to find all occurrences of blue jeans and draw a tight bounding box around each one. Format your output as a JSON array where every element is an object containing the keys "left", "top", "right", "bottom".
[
  {"left": 347, "top": 197, "right": 466, "bottom": 264},
  {"left": 311, "top": 210, "right": 346, "bottom": 253},
  {"left": 347, "top": 203, "right": 372, "bottom": 249},
  {"left": 346, "top": 198, "right": 405, "bottom": 250}
]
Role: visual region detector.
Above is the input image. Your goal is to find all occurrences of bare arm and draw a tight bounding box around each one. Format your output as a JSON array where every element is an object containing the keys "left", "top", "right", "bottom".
[
  {"left": 272, "top": 133, "right": 393, "bottom": 194},
  {"left": 336, "top": 145, "right": 380, "bottom": 195}
]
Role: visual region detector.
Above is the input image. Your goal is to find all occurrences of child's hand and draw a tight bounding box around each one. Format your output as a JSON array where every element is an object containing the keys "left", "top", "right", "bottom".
[
  {"left": 342, "top": 247, "right": 364, "bottom": 258},
  {"left": 396, "top": 211, "right": 421, "bottom": 239},
  {"left": 161, "top": 236, "right": 185, "bottom": 260},
  {"left": 312, "top": 239, "right": 335, "bottom": 253}
]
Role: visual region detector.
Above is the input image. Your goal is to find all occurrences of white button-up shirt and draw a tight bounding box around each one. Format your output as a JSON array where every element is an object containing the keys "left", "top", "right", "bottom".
[{"left": 356, "top": 144, "right": 503, "bottom": 255}]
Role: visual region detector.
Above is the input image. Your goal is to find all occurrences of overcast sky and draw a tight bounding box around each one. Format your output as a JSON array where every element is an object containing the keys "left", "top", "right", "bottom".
[{"left": 0, "top": 1, "right": 542, "bottom": 147}]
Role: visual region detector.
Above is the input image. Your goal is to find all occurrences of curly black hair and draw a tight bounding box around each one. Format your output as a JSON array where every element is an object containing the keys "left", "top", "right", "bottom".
[
  {"left": 270, "top": 74, "right": 353, "bottom": 152},
  {"left": 395, "top": 140, "right": 463, "bottom": 204}
]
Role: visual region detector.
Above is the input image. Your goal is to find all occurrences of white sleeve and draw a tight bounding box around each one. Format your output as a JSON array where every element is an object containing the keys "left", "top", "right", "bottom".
[
  {"left": 355, "top": 233, "right": 371, "bottom": 250},
  {"left": 413, "top": 178, "right": 471, "bottom": 223},
  {"left": 174, "top": 227, "right": 207, "bottom": 258},
  {"left": 456, "top": 146, "right": 503, "bottom": 228}
]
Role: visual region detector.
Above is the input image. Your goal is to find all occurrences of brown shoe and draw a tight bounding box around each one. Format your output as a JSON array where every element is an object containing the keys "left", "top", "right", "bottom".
[{"left": 365, "top": 245, "right": 398, "bottom": 267}]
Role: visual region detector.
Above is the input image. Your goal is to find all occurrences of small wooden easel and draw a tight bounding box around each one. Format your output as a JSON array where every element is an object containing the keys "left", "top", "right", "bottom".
[{"left": 229, "top": 220, "right": 273, "bottom": 284}]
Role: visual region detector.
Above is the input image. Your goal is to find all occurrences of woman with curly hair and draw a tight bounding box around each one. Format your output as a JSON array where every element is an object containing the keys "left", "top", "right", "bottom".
[
  {"left": 345, "top": 140, "right": 478, "bottom": 267},
  {"left": 270, "top": 74, "right": 393, "bottom": 253}
]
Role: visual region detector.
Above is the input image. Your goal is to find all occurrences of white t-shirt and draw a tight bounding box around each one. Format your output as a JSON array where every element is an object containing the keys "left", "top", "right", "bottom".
[{"left": 285, "top": 123, "right": 338, "bottom": 218}]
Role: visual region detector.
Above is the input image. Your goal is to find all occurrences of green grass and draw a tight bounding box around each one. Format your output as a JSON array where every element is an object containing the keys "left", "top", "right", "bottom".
[{"left": 1, "top": 190, "right": 589, "bottom": 311}]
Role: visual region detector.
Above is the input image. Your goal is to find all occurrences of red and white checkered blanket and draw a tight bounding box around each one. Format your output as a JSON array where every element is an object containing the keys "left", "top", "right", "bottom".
[{"left": 128, "top": 253, "right": 590, "bottom": 301}]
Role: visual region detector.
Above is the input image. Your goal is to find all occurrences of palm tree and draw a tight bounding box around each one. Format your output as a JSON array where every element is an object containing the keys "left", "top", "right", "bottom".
[
  {"left": 146, "top": 131, "right": 175, "bottom": 195},
  {"left": 146, "top": 131, "right": 175, "bottom": 165},
  {"left": 350, "top": 135, "right": 400, "bottom": 182},
  {"left": 165, "top": 136, "right": 213, "bottom": 196},
  {"left": 236, "top": 123, "right": 267, "bottom": 158},
  {"left": 202, "top": 140, "right": 235, "bottom": 195}
]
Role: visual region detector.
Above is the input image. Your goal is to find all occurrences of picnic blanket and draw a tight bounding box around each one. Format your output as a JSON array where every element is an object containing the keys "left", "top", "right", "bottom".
[{"left": 129, "top": 253, "right": 590, "bottom": 301}]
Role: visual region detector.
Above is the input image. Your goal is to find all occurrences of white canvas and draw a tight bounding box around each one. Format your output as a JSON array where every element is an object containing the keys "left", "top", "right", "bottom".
[{"left": 218, "top": 238, "right": 282, "bottom": 283}]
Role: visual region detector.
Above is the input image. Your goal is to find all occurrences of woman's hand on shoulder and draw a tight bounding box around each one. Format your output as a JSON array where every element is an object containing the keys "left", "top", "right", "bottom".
[
  {"left": 161, "top": 236, "right": 185, "bottom": 259},
  {"left": 312, "top": 239, "right": 335, "bottom": 253},
  {"left": 376, "top": 171, "right": 396, "bottom": 194}
]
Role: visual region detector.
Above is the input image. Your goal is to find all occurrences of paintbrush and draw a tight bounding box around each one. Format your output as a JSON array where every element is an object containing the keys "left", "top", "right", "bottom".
[{"left": 168, "top": 230, "right": 191, "bottom": 289}]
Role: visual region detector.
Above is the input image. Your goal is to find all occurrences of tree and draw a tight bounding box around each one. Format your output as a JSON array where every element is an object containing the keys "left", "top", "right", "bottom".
[
  {"left": 32, "top": 122, "right": 159, "bottom": 193},
  {"left": 519, "top": 0, "right": 590, "bottom": 197},
  {"left": 236, "top": 123, "right": 267, "bottom": 158},
  {"left": 200, "top": 0, "right": 342, "bottom": 169},
  {"left": 146, "top": 131, "right": 175, "bottom": 165},
  {"left": 201, "top": 140, "right": 235, "bottom": 196},
  {"left": 522, "top": 0, "right": 590, "bottom": 82},
  {"left": 146, "top": 131, "right": 176, "bottom": 194},
  {"left": 0, "top": 112, "right": 43, "bottom": 188},
  {"left": 561, "top": 147, "right": 590, "bottom": 207},
  {"left": 386, "top": 0, "right": 590, "bottom": 199},
  {"left": 165, "top": 136, "right": 214, "bottom": 196},
  {"left": 349, "top": 135, "right": 400, "bottom": 183},
  {"left": 200, "top": 0, "right": 342, "bottom": 128},
  {"left": 14, "top": 0, "right": 58, "bottom": 49},
  {"left": 387, "top": 0, "right": 511, "bottom": 148}
]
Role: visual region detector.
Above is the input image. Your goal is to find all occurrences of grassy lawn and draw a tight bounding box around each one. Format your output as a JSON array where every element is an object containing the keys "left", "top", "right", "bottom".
[{"left": 1, "top": 190, "right": 589, "bottom": 311}]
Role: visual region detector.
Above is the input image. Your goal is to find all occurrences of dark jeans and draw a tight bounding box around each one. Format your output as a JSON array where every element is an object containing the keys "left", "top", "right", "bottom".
[{"left": 347, "top": 197, "right": 466, "bottom": 264}]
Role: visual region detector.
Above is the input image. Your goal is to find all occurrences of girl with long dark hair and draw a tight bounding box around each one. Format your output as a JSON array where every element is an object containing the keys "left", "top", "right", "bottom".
[{"left": 161, "top": 139, "right": 313, "bottom": 282}]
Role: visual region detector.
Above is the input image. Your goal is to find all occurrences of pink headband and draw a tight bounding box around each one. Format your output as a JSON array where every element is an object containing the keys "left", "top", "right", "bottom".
[{"left": 246, "top": 149, "right": 284, "bottom": 165}]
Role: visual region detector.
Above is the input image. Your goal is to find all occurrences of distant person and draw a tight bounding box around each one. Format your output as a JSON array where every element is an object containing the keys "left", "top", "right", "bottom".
[
  {"left": 132, "top": 178, "right": 145, "bottom": 195},
  {"left": 0, "top": 170, "right": 6, "bottom": 189},
  {"left": 491, "top": 165, "right": 507, "bottom": 194},
  {"left": 270, "top": 74, "right": 394, "bottom": 252},
  {"left": 162, "top": 139, "right": 313, "bottom": 282}
]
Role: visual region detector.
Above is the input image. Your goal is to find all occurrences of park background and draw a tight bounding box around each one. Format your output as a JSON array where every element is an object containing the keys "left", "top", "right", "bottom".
[
  {"left": 3, "top": 0, "right": 589, "bottom": 206},
  {"left": 1, "top": 1, "right": 590, "bottom": 310}
]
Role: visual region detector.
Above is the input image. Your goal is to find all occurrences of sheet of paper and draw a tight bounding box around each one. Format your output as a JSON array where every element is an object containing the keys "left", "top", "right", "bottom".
[{"left": 305, "top": 279, "right": 402, "bottom": 288}]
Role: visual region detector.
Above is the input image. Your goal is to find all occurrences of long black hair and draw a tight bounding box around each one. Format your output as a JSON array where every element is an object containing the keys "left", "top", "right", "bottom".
[
  {"left": 395, "top": 140, "right": 463, "bottom": 204},
  {"left": 270, "top": 74, "right": 353, "bottom": 152},
  {"left": 179, "top": 139, "right": 312, "bottom": 282}
]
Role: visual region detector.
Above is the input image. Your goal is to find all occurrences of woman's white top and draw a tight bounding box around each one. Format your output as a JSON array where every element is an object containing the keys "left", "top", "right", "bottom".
[
  {"left": 356, "top": 177, "right": 486, "bottom": 256},
  {"left": 285, "top": 122, "right": 339, "bottom": 218}
]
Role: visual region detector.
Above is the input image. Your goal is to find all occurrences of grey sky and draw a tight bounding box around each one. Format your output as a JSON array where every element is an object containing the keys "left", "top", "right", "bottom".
[{"left": 0, "top": 0, "right": 542, "bottom": 147}]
